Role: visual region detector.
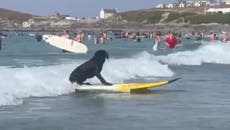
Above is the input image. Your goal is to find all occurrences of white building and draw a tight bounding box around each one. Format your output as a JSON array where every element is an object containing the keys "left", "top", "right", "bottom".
[
  {"left": 186, "top": 3, "right": 192, "bottom": 7},
  {"left": 207, "top": 7, "right": 230, "bottom": 13},
  {"left": 22, "top": 19, "right": 35, "bottom": 28},
  {"left": 194, "top": 1, "right": 201, "bottom": 7},
  {"left": 179, "top": 2, "right": 185, "bottom": 8},
  {"left": 166, "top": 3, "right": 174, "bottom": 8},
  {"left": 156, "top": 4, "right": 164, "bottom": 8},
  {"left": 100, "top": 9, "right": 118, "bottom": 19},
  {"left": 65, "top": 17, "right": 77, "bottom": 21}
]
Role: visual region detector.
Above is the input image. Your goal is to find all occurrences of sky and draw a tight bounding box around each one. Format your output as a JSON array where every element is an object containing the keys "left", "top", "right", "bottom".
[{"left": 0, "top": 0, "right": 174, "bottom": 17}]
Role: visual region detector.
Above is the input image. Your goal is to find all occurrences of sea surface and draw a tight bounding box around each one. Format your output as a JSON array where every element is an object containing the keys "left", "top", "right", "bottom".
[{"left": 0, "top": 33, "right": 230, "bottom": 130}]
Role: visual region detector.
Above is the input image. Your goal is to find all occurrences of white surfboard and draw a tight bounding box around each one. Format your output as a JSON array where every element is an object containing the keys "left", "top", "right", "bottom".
[{"left": 42, "top": 34, "right": 88, "bottom": 53}]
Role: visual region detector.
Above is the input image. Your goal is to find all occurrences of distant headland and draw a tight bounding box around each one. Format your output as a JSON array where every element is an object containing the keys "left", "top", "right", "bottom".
[{"left": 0, "top": 5, "right": 230, "bottom": 32}]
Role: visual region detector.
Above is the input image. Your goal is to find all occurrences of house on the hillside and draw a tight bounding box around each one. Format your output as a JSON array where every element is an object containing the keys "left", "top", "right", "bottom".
[
  {"left": 62, "top": 15, "right": 77, "bottom": 21},
  {"left": 194, "top": 1, "right": 201, "bottom": 7},
  {"left": 179, "top": 2, "right": 185, "bottom": 8},
  {"left": 186, "top": 3, "right": 193, "bottom": 7},
  {"left": 65, "top": 16, "right": 77, "bottom": 21},
  {"left": 100, "top": 9, "right": 118, "bottom": 19},
  {"left": 166, "top": 3, "right": 174, "bottom": 8},
  {"left": 206, "top": 7, "right": 230, "bottom": 14},
  {"left": 22, "top": 19, "right": 35, "bottom": 28},
  {"left": 156, "top": 4, "right": 164, "bottom": 8}
]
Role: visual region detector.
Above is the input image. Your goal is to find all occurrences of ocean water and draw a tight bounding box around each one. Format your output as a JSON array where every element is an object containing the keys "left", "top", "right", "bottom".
[{"left": 0, "top": 34, "right": 230, "bottom": 130}]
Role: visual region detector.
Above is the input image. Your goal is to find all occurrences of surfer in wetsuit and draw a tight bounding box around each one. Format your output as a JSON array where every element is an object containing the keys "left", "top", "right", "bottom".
[{"left": 69, "top": 50, "right": 112, "bottom": 85}]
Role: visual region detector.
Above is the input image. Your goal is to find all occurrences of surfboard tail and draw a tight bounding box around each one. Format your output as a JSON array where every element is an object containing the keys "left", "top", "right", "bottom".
[{"left": 168, "top": 78, "right": 180, "bottom": 83}]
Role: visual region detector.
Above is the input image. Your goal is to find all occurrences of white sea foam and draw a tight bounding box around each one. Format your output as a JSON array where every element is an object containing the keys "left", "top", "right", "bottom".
[
  {"left": 157, "top": 41, "right": 230, "bottom": 65},
  {"left": 0, "top": 65, "right": 73, "bottom": 106},
  {"left": 0, "top": 55, "right": 173, "bottom": 106},
  {"left": 102, "top": 52, "right": 174, "bottom": 83}
]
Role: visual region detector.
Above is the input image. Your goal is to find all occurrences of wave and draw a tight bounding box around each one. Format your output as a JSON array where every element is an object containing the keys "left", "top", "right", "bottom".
[
  {"left": 156, "top": 41, "right": 230, "bottom": 65},
  {"left": 0, "top": 55, "right": 173, "bottom": 106}
]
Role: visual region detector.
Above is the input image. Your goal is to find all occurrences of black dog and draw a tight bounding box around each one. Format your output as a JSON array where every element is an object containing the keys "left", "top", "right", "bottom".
[{"left": 69, "top": 50, "right": 112, "bottom": 85}]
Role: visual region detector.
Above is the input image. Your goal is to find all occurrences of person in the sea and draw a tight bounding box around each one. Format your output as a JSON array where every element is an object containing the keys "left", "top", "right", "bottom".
[
  {"left": 210, "top": 33, "right": 218, "bottom": 41},
  {"left": 153, "top": 31, "right": 162, "bottom": 51},
  {"left": 69, "top": 50, "right": 112, "bottom": 85},
  {"left": 62, "top": 30, "right": 71, "bottom": 53},
  {"left": 74, "top": 32, "right": 81, "bottom": 42},
  {"left": 222, "top": 32, "right": 229, "bottom": 43},
  {"left": 74, "top": 32, "right": 85, "bottom": 43},
  {"left": 165, "top": 32, "right": 179, "bottom": 49},
  {"left": 63, "top": 30, "right": 70, "bottom": 39}
]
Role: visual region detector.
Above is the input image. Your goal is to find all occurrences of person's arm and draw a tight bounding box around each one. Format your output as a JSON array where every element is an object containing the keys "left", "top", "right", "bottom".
[{"left": 95, "top": 71, "right": 112, "bottom": 85}]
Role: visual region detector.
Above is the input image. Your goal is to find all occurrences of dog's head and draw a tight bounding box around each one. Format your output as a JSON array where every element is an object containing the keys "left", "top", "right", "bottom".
[
  {"left": 94, "top": 50, "right": 109, "bottom": 59},
  {"left": 91, "top": 50, "right": 109, "bottom": 69}
]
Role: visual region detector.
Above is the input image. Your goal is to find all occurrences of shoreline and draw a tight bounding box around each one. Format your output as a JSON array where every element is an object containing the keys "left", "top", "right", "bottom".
[{"left": 1, "top": 24, "right": 230, "bottom": 33}]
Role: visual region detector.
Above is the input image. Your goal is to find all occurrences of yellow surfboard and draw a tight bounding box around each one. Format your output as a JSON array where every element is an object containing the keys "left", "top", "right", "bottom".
[{"left": 75, "top": 78, "right": 180, "bottom": 93}]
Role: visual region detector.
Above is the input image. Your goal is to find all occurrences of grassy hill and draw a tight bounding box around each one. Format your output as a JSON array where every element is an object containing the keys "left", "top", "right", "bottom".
[
  {"left": 119, "top": 9, "right": 162, "bottom": 23},
  {"left": 184, "top": 13, "right": 230, "bottom": 24},
  {"left": 0, "top": 8, "right": 34, "bottom": 23},
  {"left": 119, "top": 7, "right": 230, "bottom": 25}
]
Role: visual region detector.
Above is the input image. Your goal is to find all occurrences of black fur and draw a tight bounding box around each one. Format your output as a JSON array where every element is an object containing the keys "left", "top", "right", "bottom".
[
  {"left": 69, "top": 50, "right": 112, "bottom": 85},
  {"left": 35, "top": 34, "right": 42, "bottom": 42}
]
